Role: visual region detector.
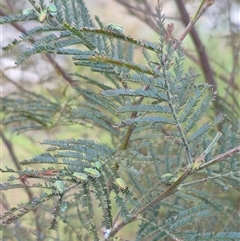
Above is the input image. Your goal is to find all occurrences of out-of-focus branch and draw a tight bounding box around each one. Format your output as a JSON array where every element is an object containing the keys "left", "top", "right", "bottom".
[
  {"left": 0, "top": 129, "right": 42, "bottom": 235},
  {"left": 115, "top": 0, "right": 217, "bottom": 89},
  {"left": 1, "top": 7, "right": 72, "bottom": 237},
  {"left": 225, "top": 1, "right": 240, "bottom": 96},
  {"left": 184, "top": 51, "right": 239, "bottom": 90},
  {"left": 175, "top": 0, "right": 216, "bottom": 88},
  {"left": 116, "top": 0, "right": 158, "bottom": 32},
  {"left": 0, "top": 129, "right": 21, "bottom": 171},
  {"left": 0, "top": 8, "right": 75, "bottom": 87}
]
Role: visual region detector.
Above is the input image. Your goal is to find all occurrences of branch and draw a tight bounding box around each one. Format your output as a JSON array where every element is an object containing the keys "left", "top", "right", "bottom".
[
  {"left": 109, "top": 168, "right": 192, "bottom": 237},
  {"left": 0, "top": 9, "right": 75, "bottom": 87},
  {"left": 120, "top": 84, "right": 150, "bottom": 150},
  {"left": 109, "top": 145, "right": 240, "bottom": 237},
  {"left": 175, "top": 0, "right": 216, "bottom": 88},
  {"left": 115, "top": 0, "right": 240, "bottom": 94},
  {"left": 0, "top": 129, "right": 43, "bottom": 235},
  {"left": 199, "top": 145, "right": 240, "bottom": 170},
  {"left": 0, "top": 129, "right": 21, "bottom": 171},
  {"left": 181, "top": 170, "right": 240, "bottom": 187}
]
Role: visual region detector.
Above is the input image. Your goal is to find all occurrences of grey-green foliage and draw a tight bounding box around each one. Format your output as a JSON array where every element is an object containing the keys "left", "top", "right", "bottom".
[{"left": 1, "top": 0, "right": 240, "bottom": 240}]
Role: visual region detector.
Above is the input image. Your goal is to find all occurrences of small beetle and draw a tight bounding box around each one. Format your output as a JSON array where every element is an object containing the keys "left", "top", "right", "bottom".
[
  {"left": 22, "top": 8, "right": 35, "bottom": 15},
  {"left": 105, "top": 23, "right": 124, "bottom": 34},
  {"left": 83, "top": 168, "right": 101, "bottom": 178},
  {"left": 54, "top": 180, "right": 65, "bottom": 195},
  {"left": 160, "top": 173, "right": 178, "bottom": 185},
  {"left": 38, "top": 8, "right": 48, "bottom": 23},
  {"left": 73, "top": 172, "right": 88, "bottom": 182},
  {"left": 93, "top": 161, "right": 102, "bottom": 170},
  {"left": 60, "top": 201, "right": 68, "bottom": 213},
  {"left": 111, "top": 162, "right": 119, "bottom": 170},
  {"left": 115, "top": 178, "right": 128, "bottom": 191},
  {"left": 48, "top": 4, "right": 57, "bottom": 17}
]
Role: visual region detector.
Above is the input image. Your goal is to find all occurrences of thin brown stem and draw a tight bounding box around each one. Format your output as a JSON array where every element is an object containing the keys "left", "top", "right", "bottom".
[
  {"left": 175, "top": 0, "right": 216, "bottom": 88},
  {"left": 0, "top": 130, "right": 21, "bottom": 171},
  {"left": 0, "top": 9, "right": 75, "bottom": 87},
  {"left": 199, "top": 145, "right": 240, "bottom": 170},
  {"left": 182, "top": 170, "right": 240, "bottom": 188},
  {"left": 0, "top": 129, "right": 43, "bottom": 236},
  {"left": 115, "top": 0, "right": 238, "bottom": 92},
  {"left": 120, "top": 84, "right": 150, "bottom": 150},
  {"left": 109, "top": 168, "right": 192, "bottom": 237},
  {"left": 109, "top": 145, "right": 240, "bottom": 237},
  {"left": 224, "top": 1, "right": 240, "bottom": 97}
]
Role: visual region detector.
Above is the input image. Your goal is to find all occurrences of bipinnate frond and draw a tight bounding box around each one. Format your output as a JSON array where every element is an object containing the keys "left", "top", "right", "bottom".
[{"left": 1, "top": 0, "right": 240, "bottom": 240}]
